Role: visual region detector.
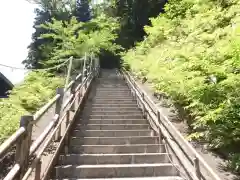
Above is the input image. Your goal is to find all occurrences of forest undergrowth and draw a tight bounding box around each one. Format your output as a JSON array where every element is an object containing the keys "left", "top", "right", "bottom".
[{"left": 122, "top": 0, "right": 240, "bottom": 173}]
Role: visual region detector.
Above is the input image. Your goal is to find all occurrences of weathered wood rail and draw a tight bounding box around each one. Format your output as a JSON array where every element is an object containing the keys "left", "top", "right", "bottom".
[
  {"left": 121, "top": 69, "right": 222, "bottom": 180},
  {"left": 0, "top": 55, "right": 100, "bottom": 180}
]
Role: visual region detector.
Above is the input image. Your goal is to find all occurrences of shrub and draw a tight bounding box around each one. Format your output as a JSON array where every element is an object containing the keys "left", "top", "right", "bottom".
[
  {"left": 0, "top": 71, "right": 63, "bottom": 143},
  {"left": 122, "top": 0, "right": 240, "bottom": 172}
]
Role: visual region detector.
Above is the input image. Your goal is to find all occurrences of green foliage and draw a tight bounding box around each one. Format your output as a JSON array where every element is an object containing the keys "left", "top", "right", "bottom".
[
  {"left": 229, "top": 154, "right": 240, "bottom": 173},
  {"left": 97, "top": 0, "right": 167, "bottom": 48},
  {"left": 0, "top": 71, "right": 63, "bottom": 143},
  {"left": 39, "top": 15, "right": 121, "bottom": 68},
  {"left": 123, "top": 0, "right": 240, "bottom": 172}
]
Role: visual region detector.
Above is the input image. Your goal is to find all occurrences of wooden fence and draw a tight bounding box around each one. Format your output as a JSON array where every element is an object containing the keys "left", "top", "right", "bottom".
[
  {"left": 0, "top": 55, "right": 100, "bottom": 180},
  {"left": 121, "top": 69, "right": 222, "bottom": 180}
]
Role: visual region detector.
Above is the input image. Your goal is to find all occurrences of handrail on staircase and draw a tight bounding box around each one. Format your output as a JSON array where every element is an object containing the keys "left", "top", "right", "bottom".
[
  {"left": 0, "top": 55, "right": 100, "bottom": 180},
  {"left": 121, "top": 69, "right": 222, "bottom": 180}
]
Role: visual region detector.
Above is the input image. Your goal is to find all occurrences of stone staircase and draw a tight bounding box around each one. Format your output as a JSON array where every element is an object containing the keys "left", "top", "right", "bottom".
[{"left": 51, "top": 69, "right": 183, "bottom": 180}]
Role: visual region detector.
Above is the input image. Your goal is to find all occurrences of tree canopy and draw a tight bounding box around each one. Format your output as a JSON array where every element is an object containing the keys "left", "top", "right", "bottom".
[{"left": 23, "top": 0, "right": 167, "bottom": 68}]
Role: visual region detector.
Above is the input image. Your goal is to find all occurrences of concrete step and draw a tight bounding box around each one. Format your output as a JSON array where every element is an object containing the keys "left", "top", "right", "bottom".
[
  {"left": 70, "top": 136, "right": 158, "bottom": 145},
  {"left": 51, "top": 71, "right": 184, "bottom": 180},
  {"left": 93, "top": 100, "right": 136, "bottom": 103},
  {"left": 97, "top": 83, "right": 127, "bottom": 85},
  {"left": 95, "top": 93, "right": 132, "bottom": 96},
  {"left": 85, "top": 102, "right": 137, "bottom": 106},
  {"left": 91, "top": 104, "right": 138, "bottom": 108},
  {"left": 75, "top": 124, "right": 149, "bottom": 130},
  {"left": 96, "top": 89, "right": 130, "bottom": 91},
  {"left": 95, "top": 92, "right": 131, "bottom": 95},
  {"left": 78, "top": 119, "right": 147, "bottom": 125},
  {"left": 95, "top": 92, "right": 131, "bottom": 94},
  {"left": 94, "top": 96, "right": 133, "bottom": 99},
  {"left": 95, "top": 94, "right": 133, "bottom": 97},
  {"left": 93, "top": 100, "right": 135, "bottom": 103},
  {"left": 90, "top": 107, "right": 140, "bottom": 111},
  {"left": 95, "top": 94, "right": 133, "bottom": 99},
  {"left": 69, "top": 144, "right": 166, "bottom": 154},
  {"left": 86, "top": 114, "right": 143, "bottom": 119},
  {"left": 72, "top": 130, "right": 152, "bottom": 137},
  {"left": 58, "top": 153, "right": 170, "bottom": 165},
  {"left": 52, "top": 177, "right": 184, "bottom": 180},
  {"left": 87, "top": 111, "right": 142, "bottom": 116},
  {"left": 54, "top": 163, "right": 179, "bottom": 178}
]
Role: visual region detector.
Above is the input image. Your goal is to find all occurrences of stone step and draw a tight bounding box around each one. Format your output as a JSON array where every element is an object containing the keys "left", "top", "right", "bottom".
[
  {"left": 95, "top": 91, "right": 131, "bottom": 94},
  {"left": 70, "top": 136, "right": 158, "bottom": 145},
  {"left": 94, "top": 96, "right": 134, "bottom": 99},
  {"left": 96, "top": 83, "right": 127, "bottom": 85},
  {"left": 69, "top": 144, "right": 166, "bottom": 154},
  {"left": 85, "top": 114, "right": 143, "bottom": 119},
  {"left": 97, "top": 83, "right": 127, "bottom": 85},
  {"left": 95, "top": 94, "right": 132, "bottom": 96},
  {"left": 97, "top": 91, "right": 131, "bottom": 93},
  {"left": 95, "top": 94, "right": 133, "bottom": 97},
  {"left": 54, "top": 163, "right": 179, "bottom": 178},
  {"left": 96, "top": 88, "right": 130, "bottom": 91},
  {"left": 95, "top": 93, "right": 132, "bottom": 96},
  {"left": 93, "top": 99, "right": 135, "bottom": 102},
  {"left": 88, "top": 111, "right": 142, "bottom": 116},
  {"left": 92, "top": 102, "right": 136, "bottom": 105},
  {"left": 51, "top": 71, "right": 184, "bottom": 180},
  {"left": 91, "top": 104, "right": 138, "bottom": 108},
  {"left": 90, "top": 107, "right": 140, "bottom": 111},
  {"left": 52, "top": 177, "right": 184, "bottom": 180},
  {"left": 93, "top": 99, "right": 135, "bottom": 103},
  {"left": 92, "top": 103, "right": 138, "bottom": 106},
  {"left": 58, "top": 153, "right": 170, "bottom": 165},
  {"left": 78, "top": 119, "right": 147, "bottom": 125},
  {"left": 75, "top": 124, "right": 149, "bottom": 130},
  {"left": 72, "top": 130, "right": 152, "bottom": 137}
]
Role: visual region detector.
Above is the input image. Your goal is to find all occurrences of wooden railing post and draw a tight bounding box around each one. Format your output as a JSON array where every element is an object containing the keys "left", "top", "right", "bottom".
[
  {"left": 82, "top": 54, "right": 87, "bottom": 94},
  {"left": 64, "top": 56, "right": 73, "bottom": 89},
  {"left": 70, "top": 81, "right": 76, "bottom": 112},
  {"left": 15, "top": 115, "right": 33, "bottom": 179},
  {"left": 55, "top": 88, "right": 64, "bottom": 141},
  {"left": 157, "top": 111, "right": 163, "bottom": 144},
  {"left": 90, "top": 53, "right": 92, "bottom": 71},
  {"left": 194, "top": 157, "right": 201, "bottom": 179},
  {"left": 84, "top": 68, "right": 88, "bottom": 90},
  {"left": 35, "top": 158, "right": 42, "bottom": 180},
  {"left": 82, "top": 53, "right": 87, "bottom": 80},
  {"left": 142, "top": 93, "right": 146, "bottom": 118},
  {"left": 64, "top": 110, "right": 70, "bottom": 154},
  {"left": 93, "top": 55, "right": 97, "bottom": 77}
]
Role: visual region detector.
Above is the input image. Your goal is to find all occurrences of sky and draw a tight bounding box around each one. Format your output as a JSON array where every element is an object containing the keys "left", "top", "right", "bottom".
[{"left": 0, "top": 0, "right": 38, "bottom": 84}]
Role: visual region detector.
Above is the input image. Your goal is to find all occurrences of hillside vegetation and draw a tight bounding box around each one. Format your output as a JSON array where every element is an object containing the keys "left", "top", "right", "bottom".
[
  {"left": 0, "top": 0, "right": 120, "bottom": 143},
  {"left": 123, "top": 0, "right": 240, "bottom": 172},
  {"left": 0, "top": 72, "right": 63, "bottom": 143}
]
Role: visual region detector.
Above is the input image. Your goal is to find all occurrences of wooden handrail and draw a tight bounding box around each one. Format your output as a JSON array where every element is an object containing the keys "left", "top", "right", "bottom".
[
  {"left": 122, "top": 69, "right": 222, "bottom": 180},
  {"left": 65, "top": 80, "right": 75, "bottom": 92},
  {"left": 0, "top": 54, "right": 100, "bottom": 180},
  {"left": 3, "top": 164, "right": 20, "bottom": 180},
  {"left": 42, "top": 66, "right": 97, "bottom": 180},
  {"left": 0, "top": 127, "right": 25, "bottom": 159},
  {"left": 30, "top": 114, "right": 59, "bottom": 156},
  {"left": 33, "top": 94, "right": 60, "bottom": 123},
  {"left": 22, "top": 110, "right": 69, "bottom": 180}
]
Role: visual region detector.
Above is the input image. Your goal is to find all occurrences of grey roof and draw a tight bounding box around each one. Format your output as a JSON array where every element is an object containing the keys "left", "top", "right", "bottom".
[{"left": 0, "top": 72, "right": 14, "bottom": 88}]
